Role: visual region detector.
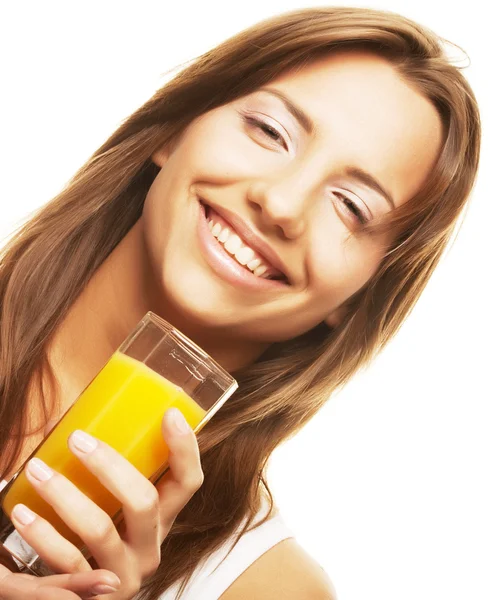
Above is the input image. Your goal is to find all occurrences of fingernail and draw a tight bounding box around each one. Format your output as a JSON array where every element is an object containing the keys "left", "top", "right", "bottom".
[
  {"left": 89, "top": 583, "right": 119, "bottom": 595},
  {"left": 27, "top": 457, "right": 54, "bottom": 481},
  {"left": 70, "top": 430, "right": 98, "bottom": 453},
  {"left": 168, "top": 408, "right": 191, "bottom": 435},
  {"left": 12, "top": 504, "right": 36, "bottom": 526}
]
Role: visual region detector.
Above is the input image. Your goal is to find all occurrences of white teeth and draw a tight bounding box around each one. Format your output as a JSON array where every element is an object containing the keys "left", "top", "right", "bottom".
[
  {"left": 254, "top": 264, "right": 268, "bottom": 277},
  {"left": 234, "top": 246, "right": 255, "bottom": 265},
  {"left": 218, "top": 227, "right": 230, "bottom": 243},
  {"left": 207, "top": 213, "right": 277, "bottom": 279},
  {"left": 224, "top": 234, "right": 243, "bottom": 255},
  {"left": 247, "top": 258, "right": 261, "bottom": 271}
]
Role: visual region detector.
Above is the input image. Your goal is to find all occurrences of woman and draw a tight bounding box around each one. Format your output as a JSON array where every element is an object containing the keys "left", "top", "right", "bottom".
[{"left": 0, "top": 5, "right": 480, "bottom": 600}]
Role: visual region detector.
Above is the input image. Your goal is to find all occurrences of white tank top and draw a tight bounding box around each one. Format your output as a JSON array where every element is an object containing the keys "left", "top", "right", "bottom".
[{"left": 159, "top": 499, "right": 294, "bottom": 599}]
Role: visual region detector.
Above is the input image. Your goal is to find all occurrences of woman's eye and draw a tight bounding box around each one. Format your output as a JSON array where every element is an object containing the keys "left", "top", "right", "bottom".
[
  {"left": 333, "top": 192, "right": 369, "bottom": 226},
  {"left": 240, "top": 114, "right": 368, "bottom": 227},
  {"left": 241, "top": 114, "right": 287, "bottom": 150}
]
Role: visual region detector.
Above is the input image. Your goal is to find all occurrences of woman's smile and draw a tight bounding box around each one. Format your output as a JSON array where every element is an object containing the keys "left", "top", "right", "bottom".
[{"left": 196, "top": 198, "right": 290, "bottom": 292}]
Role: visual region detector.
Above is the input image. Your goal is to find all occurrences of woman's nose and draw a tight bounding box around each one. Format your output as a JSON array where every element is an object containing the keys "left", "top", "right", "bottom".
[
  {"left": 247, "top": 162, "right": 322, "bottom": 240},
  {"left": 249, "top": 178, "right": 316, "bottom": 239}
]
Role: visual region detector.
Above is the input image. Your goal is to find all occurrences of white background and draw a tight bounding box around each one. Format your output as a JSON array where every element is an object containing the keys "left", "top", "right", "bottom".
[{"left": 0, "top": 2, "right": 494, "bottom": 599}]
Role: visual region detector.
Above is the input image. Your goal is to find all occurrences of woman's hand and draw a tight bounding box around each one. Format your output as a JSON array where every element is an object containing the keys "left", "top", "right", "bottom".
[{"left": 4, "top": 407, "right": 204, "bottom": 599}]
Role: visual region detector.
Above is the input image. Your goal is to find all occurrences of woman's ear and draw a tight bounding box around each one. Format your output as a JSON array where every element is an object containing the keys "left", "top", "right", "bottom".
[
  {"left": 151, "top": 144, "right": 170, "bottom": 168},
  {"left": 152, "top": 132, "right": 185, "bottom": 167},
  {"left": 324, "top": 304, "right": 349, "bottom": 328}
]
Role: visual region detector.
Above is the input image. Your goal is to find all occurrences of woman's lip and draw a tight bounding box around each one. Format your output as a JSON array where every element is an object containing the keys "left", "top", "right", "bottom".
[
  {"left": 200, "top": 198, "right": 290, "bottom": 283},
  {"left": 197, "top": 201, "right": 290, "bottom": 292},
  {"left": 204, "top": 204, "right": 284, "bottom": 279}
]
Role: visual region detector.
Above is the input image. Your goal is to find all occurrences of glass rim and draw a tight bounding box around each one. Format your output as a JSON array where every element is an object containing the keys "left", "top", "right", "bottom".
[
  {"left": 118, "top": 311, "right": 238, "bottom": 435},
  {"left": 119, "top": 311, "right": 237, "bottom": 391}
]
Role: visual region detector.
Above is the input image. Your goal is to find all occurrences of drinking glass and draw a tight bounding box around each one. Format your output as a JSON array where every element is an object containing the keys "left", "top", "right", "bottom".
[{"left": 0, "top": 311, "right": 237, "bottom": 576}]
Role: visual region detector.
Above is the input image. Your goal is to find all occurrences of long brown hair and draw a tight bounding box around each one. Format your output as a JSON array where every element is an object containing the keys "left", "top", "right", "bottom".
[{"left": 0, "top": 6, "right": 480, "bottom": 599}]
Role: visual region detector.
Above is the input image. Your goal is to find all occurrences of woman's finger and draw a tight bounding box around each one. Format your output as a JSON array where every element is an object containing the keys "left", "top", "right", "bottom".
[
  {"left": 67, "top": 409, "right": 203, "bottom": 553},
  {"left": 10, "top": 503, "right": 92, "bottom": 574},
  {"left": 154, "top": 408, "right": 204, "bottom": 531},
  {"left": 0, "top": 564, "right": 121, "bottom": 599},
  {"left": 67, "top": 429, "right": 162, "bottom": 559},
  {"left": 23, "top": 457, "right": 127, "bottom": 576},
  {"left": 0, "top": 584, "right": 80, "bottom": 600}
]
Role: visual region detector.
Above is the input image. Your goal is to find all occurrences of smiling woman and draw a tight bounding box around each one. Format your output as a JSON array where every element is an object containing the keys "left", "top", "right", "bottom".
[
  {"left": 0, "top": 5, "right": 480, "bottom": 600},
  {"left": 142, "top": 49, "right": 443, "bottom": 352}
]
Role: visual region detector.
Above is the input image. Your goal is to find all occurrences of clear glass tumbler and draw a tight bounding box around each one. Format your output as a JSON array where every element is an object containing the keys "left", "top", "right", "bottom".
[{"left": 0, "top": 311, "right": 237, "bottom": 576}]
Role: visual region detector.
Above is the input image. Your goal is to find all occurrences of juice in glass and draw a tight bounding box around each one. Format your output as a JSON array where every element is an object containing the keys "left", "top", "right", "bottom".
[
  {"left": 0, "top": 311, "right": 237, "bottom": 575},
  {"left": 1, "top": 351, "right": 207, "bottom": 547}
]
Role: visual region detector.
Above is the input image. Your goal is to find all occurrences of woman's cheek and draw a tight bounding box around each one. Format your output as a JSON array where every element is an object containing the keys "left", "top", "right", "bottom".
[
  {"left": 308, "top": 233, "right": 366, "bottom": 303},
  {"left": 307, "top": 237, "right": 340, "bottom": 293},
  {"left": 206, "top": 135, "right": 278, "bottom": 179}
]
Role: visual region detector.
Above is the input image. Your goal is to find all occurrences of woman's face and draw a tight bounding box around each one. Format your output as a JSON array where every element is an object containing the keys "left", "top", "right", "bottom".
[{"left": 142, "top": 50, "right": 442, "bottom": 344}]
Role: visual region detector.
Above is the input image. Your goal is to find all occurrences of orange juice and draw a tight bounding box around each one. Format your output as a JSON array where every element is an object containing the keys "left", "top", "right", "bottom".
[{"left": 1, "top": 351, "right": 206, "bottom": 546}]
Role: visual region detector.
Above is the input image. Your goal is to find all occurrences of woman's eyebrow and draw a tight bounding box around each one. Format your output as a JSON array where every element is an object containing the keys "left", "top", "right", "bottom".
[
  {"left": 257, "top": 87, "right": 397, "bottom": 210},
  {"left": 258, "top": 87, "right": 314, "bottom": 134},
  {"left": 343, "top": 167, "right": 396, "bottom": 209}
]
